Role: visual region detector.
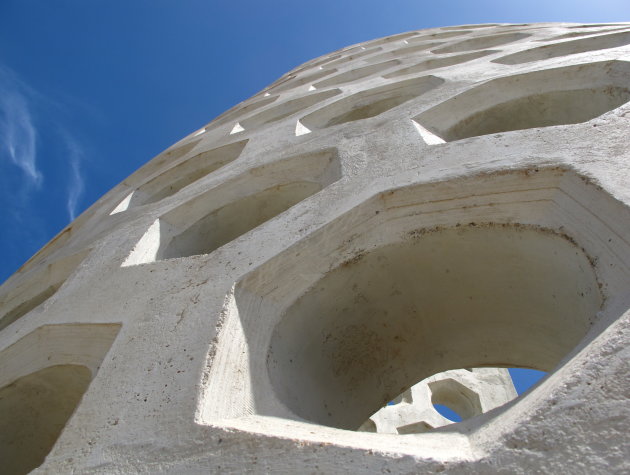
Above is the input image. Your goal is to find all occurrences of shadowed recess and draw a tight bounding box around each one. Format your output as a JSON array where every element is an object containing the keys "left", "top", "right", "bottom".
[
  {"left": 413, "top": 60, "right": 630, "bottom": 142},
  {"left": 301, "top": 75, "right": 444, "bottom": 131},
  {"left": 0, "top": 365, "right": 92, "bottom": 475},
  {"left": 268, "top": 226, "right": 601, "bottom": 429},
  {"left": 494, "top": 30, "right": 630, "bottom": 65},
  {"left": 111, "top": 140, "right": 248, "bottom": 212}
]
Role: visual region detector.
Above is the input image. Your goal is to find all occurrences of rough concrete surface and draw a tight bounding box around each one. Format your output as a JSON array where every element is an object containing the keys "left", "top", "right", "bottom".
[{"left": 0, "top": 22, "right": 629, "bottom": 474}]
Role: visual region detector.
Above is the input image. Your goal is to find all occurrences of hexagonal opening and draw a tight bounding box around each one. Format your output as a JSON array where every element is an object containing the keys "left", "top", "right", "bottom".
[
  {"left": 0, "top": 365, "right": 91, "bottom": 475},
  {"left": 312, "top": 60, "right": 400, "bottom": 89},
  {"left": 383, "top": 50, "right": 496, "bottom": 79},
  {"left": 0, "top": 324, "right": 120, "bottom": 474},
  {"left": 124, "top": 149, "right": 341, "bottom": 265},
  {"left": 111, "top": 140, "right": 248, "bottom": 213},
  {"left": 200, "top": 167, "right": 630, "bottom": 447},
  {"left": 0, "top": 249, "right": 90, "bottom": 331},
  {"left": 239, "top": 89, "right": 341, "bottom": 130},
  {"left": 494, "top": 30, "right": 630, "bottom": 65},
  {"left": 268, "top": 225, "right": 600, "bottom": 430},
  {"left": 413, "top": 61, "right": 630, "bottom": 143},
  {"left": 430, "top": 32, "right": 530, "bottom": 54},
  {"left": 300, "top": 76, "right": 444, "bottom": 131}
]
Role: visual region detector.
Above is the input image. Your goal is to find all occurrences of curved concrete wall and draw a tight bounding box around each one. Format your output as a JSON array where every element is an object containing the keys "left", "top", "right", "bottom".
[{"left": 0, "top": 22, "right": 629, "bottom": 474}]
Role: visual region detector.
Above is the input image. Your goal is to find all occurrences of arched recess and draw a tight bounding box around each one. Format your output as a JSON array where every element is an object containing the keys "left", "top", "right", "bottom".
[
  {"left": 0, "top": 323, "right": 121, "bottom": 474},
  {"left": 268, "top": 224, "right": 601, "bottom": 429},
  {"left": 200, "top": 167, "right": 630, "bottom": 439},
  {"left": 0, "top": 365, "right": 92, "bottom": 475}
]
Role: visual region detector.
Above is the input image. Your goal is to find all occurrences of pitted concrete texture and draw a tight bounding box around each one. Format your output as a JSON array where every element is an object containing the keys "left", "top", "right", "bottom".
[
  {"left": 360, "top": 368, "right": 517, "bottom": 434},
  {"left": 0, "top": 22, "right": 629, "bottom": 474}
]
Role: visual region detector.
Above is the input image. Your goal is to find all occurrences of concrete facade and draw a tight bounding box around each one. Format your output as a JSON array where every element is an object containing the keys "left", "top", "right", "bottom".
[{"left": 1, "top": 22, "right": 629, "bottom": 473}]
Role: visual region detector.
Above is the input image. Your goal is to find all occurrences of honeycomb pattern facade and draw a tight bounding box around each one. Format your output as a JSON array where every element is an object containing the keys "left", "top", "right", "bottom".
[{"left": 1, "top": 22, "right": 630, "bottom": 473}]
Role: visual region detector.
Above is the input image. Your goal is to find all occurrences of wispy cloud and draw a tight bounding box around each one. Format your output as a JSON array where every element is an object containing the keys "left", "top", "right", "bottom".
[
  {"left": 0, "top": 67, "right": 42, "bottom": 186},
  {"left": 61, "top": 132, "right": 85, "bottom": 221}
]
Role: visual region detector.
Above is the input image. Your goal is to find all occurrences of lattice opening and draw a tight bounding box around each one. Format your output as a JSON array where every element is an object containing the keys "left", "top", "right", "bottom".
[
  {"left": 300, "top": 75, "right": 444, "bottom": 131},
  {"left": 0, "top": 250, "right": 90, "bottom": 332},
  {"left": 209, "top": 95, "right": 279, "bottom": 128},
  {"left": 364, "top": 43, "right": 443, "bottom": 63},
  {"left": 406, "top": 30, "right": 472, "bottom": 42},
  {"left": 111, "top": 140, "right": 248, "bottom": 212},
  {"left": 240, "top": 89, "right": 341, "bottom": 129},
  {"left": 321, "top": 48, "right": 382, "bottom": 69},
  {"left": 0, "top": 323, "right": 121, "bottom": 475},
  {"left": 431, "top": 32, "right": 530, "bottom": 54},
  {"left": 494, "top": 30, "right": 630, "bottom": 65},
  {"left": 0, "top": 365, "right": 91, "bottom": 475},
  {"left": 199, "top": 167, "right": 630, "bottom": 458},
  {"left": 383, "top": 50, "right": 495, "bottom": 79},
  {"left": 268, "top": 225, "right": 601, "bottom": 430},
  {"left": 312, "top": 60, "right": 400, "bottom": 89},
  {"left": 413, "top": 60, "right": 630, "bottom": 143},
  {"left": 269, "top": 68, "right": 337, "bottom": 93},
  {"left": 124, "top": 150, "right": 341, "bottom": 264}
]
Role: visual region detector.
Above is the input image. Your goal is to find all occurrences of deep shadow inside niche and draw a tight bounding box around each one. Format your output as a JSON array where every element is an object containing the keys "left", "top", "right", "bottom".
[
  {"left": 160, "top": 181, "right": 323, "bottom": 259},
  {"left": 494, "top": 30, "right": 630, "bottom": 65},
  {"left": 0, "top": 365, "right": 92, "bottom": 475},
  {"left": 123, "top": 150, "right": 342, "bottom": 265},
  {"left": 413, "top": 61, "right": 630, "bottom": 143},
  {"left": 0, "top": 249, "right": 90, "bottom": 332},
  {"left": 442, "top": 87, "right": 630, "bottom": 141},
  {"left": 113, "top": 140, "right": 249, "bottom": 212},
  {"left": 300, "top": 75, "right": 444, "bottom": 131},
  {"left": 267, "top": 225, "right": 601, "bottom": 431}
]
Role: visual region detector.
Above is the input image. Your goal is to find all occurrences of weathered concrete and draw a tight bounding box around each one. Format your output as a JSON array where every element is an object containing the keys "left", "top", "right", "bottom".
[{"left": 1, "top": 22, "right": 629, "bottom": 474}]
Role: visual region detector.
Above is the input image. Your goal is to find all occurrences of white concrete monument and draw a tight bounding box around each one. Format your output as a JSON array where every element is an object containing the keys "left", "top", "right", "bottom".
[{"left": 1, "top": 22, "right": 630, "bottom": 474}]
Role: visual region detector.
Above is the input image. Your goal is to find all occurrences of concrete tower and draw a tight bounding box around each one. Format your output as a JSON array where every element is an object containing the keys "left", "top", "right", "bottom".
[{"left": 1, "top": 22, "right": 630, "bottom": 473}]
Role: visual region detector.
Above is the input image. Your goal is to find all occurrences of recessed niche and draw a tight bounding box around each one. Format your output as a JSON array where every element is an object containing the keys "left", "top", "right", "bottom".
[
  {"left": 209, "top": 95, "right": 279, "bottom": 128},
  {"left": 440, "top": 24, "right": 499, "bottom": 30},
  {"left": 0, "top": 250, "right": 90, "bottom": 332},
  {"left": 199, "top": 167, "right": 630, "bottom": 452},
  {"left": 300, "top": 75, "right": 444, "bottom": 131},
  {"left": 413, "top": 60, "right": 630, "bottom": 143},
  {"left": 406, "top": 30, "right": 472, "bottom": 42},
  {"left": 364, "top": 43, "right": 444, "bottom": 63},
  {"left": 540, "top": 27, "right": 629, "bottom": 42},
  {"left": 0, "top": 323, "right": 121, "bottom": 474},
  {"left": 321, "top": 47, "right": 382, "bottom": 69},
  {"left": 269, "top": 68, "right": 337, "bottom": 93},
  {"left": 363, "top": 32, "right": 419, "bottom": 47},
  {"left": 431, "top": 32, "right": 530, "bottom": 54},
  {"left": 123, "top": 150, "right": 341, "bottom": 264},
  {"left": 268, "top": 225, "right": 601, "bottom": 430},
  {"left": 312, "top": 60, "right": 400, "bottom": 89},
  {"left": 111, "top": 140, "right": 248, "bottom": 213},
  {"left": 383, "top": 50, "right": 495, "bottom": 79},
  {"left": 13, "top": 227, "right": 73, "bottom": 276},
  {"left": 0, "top": 366, "right": 91, "bottom": 475},
  {"left": 239, "top": 89, "right": 342, "bottom": 130},
  {"left": 296, "top": 54, "right": 342, "bottom": 73},
  {"left": 568, "top": 23, "right": 628, "bottom": 29},
  {"left": 494, "top": 30, "right": 630, "bottom": 65}
]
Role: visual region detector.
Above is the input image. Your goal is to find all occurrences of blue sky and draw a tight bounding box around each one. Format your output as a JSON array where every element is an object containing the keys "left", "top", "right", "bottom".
[{"left": 0, "top": 1, "right": 627, "bottom": 396}]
